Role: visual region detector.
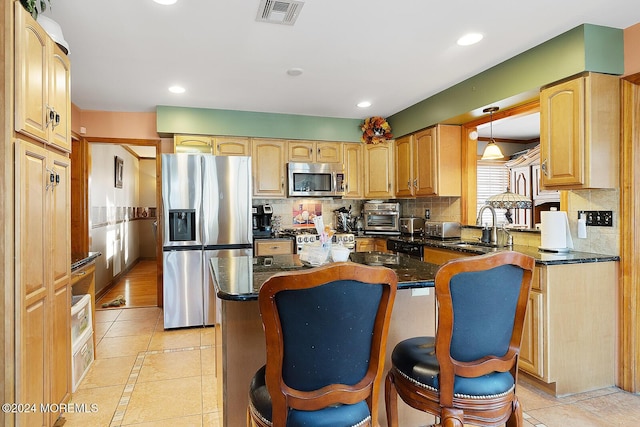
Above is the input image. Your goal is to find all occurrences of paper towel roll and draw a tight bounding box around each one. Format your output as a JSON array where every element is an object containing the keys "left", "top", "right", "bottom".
[{"left": 540, "top": 211, "right": 574, "bottom": 252}]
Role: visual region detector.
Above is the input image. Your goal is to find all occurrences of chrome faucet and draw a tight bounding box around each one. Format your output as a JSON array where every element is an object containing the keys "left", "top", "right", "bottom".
[{"left": 476, "top": 205, "right": 498, "bottom": 246}]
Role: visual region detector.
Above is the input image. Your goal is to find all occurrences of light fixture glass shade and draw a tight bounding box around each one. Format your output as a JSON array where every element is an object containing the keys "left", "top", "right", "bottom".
[
  {"left": 486, "top": 189, "right": 532, "bottom": 209},
  {"left": 481, "top": 141, "right": 504, "bottom": 160}
]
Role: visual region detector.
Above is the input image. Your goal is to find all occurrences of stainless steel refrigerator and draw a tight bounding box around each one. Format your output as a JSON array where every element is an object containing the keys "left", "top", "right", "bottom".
[{"left": 161, "top": 154, "right": 252, "bottom": 329}]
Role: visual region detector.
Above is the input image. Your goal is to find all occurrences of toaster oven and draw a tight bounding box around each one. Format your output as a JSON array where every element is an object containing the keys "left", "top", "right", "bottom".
[
  {"left": 424, "top": 221, "right": 461, "bottom": 240},
  {"left": 363, "top": 202, "right": 400, "bottom": 234}
]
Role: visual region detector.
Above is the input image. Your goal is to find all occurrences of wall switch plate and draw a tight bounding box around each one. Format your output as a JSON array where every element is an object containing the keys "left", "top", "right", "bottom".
[{"left": 578, "top": 210, "right": 613, "bottom": 227}]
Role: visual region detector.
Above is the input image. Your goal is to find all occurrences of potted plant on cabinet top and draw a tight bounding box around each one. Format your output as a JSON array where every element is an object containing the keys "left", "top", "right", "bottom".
[{"left": 20, "top": 0, "right": 52, "bottom": 19}]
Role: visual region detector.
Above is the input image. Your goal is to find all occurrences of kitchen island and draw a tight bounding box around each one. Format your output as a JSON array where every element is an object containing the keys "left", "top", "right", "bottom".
[{"left": 210, "top": 252, "right": 439, "bottom": 427}]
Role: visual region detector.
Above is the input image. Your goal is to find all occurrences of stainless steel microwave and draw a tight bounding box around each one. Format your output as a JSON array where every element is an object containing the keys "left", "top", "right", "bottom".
[{"left": 287, "top": 162, "right": 345, "bottom": 197}]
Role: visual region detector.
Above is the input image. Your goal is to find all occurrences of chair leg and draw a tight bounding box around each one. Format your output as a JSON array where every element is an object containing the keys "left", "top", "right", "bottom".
[
  {"left": 441, "top": 407, "right": 464, "bottom": 427},
  {"left": 384, "top": 371, "right": 399, "bottom": 427},
  {"left": 506, "top": 396, "right": 523, "bottom": 427}
]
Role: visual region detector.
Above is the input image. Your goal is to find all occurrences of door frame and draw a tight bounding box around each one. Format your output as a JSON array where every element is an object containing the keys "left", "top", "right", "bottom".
[
  {"left": 619, "top": 73, "right": 640, "bottom": 392},
  {"left": 73, "top": 137, "right": 162, "bottom": 306}
]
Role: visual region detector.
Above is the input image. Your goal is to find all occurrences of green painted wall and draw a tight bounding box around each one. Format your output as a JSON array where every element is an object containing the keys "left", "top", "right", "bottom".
[
  {"left": 388, "top": 24, "right": 624, "bottom": 137},
  {"left": 156, "top": 106, "right": 363, "bottom": 142},
  {"left": 156, "top": 24, "right": 623, "bottom": 142}
]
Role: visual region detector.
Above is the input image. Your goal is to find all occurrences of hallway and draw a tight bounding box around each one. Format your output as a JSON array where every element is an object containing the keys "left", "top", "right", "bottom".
[
  {"left": 70, "top": 261, "right": 640, "bottom": 426},
  {"left": 96, "top": 260, "right": 158, "bottom": 310}
]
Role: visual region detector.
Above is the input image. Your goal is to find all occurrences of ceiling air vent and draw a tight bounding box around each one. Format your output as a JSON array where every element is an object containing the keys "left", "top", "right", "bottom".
[{"left": 256, "top": 0, "right": 305, "bottom": 25}]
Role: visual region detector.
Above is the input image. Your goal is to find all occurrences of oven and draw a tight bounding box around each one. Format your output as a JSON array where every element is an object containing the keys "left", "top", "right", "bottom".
[
  {"left": 363, "top": 202, "right": 400, "bottom": 234},
  {"left": 386, "top": 238, "right": 424, "bottom": 260}
]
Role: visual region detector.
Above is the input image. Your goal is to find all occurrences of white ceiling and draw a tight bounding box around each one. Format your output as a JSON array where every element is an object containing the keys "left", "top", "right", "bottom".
[{"left": 42, "top": 0, "right": 636, "bottom": 124}]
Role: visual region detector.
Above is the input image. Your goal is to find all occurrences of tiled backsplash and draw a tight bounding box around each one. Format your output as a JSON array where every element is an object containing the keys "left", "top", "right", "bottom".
[{"left": 255, "top": 190, "right": 618, "bottom": 256}]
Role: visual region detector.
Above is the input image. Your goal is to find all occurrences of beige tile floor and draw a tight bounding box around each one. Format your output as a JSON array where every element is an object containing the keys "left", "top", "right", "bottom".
[{"left": 62, "top": 306, "right": 640, "bottom": 426}]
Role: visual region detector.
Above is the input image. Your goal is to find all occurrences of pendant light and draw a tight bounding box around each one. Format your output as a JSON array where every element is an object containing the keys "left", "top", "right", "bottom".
[{"left": 481, "top": 106, "right": 504, "bottom": 160}]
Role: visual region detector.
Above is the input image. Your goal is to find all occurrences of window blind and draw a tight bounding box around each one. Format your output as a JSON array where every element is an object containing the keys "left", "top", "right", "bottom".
[{"left": 476, "top": 161, "right": 509, "bottom": 225}]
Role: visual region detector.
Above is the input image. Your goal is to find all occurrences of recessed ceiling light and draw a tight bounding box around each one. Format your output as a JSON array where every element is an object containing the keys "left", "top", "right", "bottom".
[
  {"left": 286, "top": 68, "right": 304, "bottom": 77},
  {"left": 168, "top": 85, "right": 185, "bottom": 94},
  {"left": 357, "top": 101, "right": 372, "bottom": 108},
  {"left": 153, "top": 0, "right": 178, "bottom": 5},
  {"left": 457, "top": 33, "right": 483, "bottom": 46}
]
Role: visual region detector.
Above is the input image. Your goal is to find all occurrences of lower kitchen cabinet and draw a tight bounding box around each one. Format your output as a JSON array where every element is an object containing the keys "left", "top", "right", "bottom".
[
  {"left": 422, "top": 247, "right": 472, "bottom": 265},
  {"left": 520, "top": 262, "right": 617, "bottom": 395},
  {"left": 255, "top": 239, "right": 294, "bottom": 256},
  {"left": 15, "top": 139, "right": 71, "bottom": 425},
  {"left": 355, "top": 237, "right": 389, "bottom": 253}
]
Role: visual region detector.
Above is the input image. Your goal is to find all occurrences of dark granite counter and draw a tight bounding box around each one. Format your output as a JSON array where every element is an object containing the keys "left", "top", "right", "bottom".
[
  {"left": 71, "top": 251, "right": 102, "bottom": 271},
  {"left": 420, "top": 239, "right": 619, "bottom": 265},
  {"left": 388, "top": 235, "right": 619, "bottom": 265},
  {"left": 210, "top": 252, "right": 439, "bottom": 301}
]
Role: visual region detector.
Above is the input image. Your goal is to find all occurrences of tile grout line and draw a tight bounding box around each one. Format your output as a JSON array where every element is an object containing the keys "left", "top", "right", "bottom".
[{"left": 107, "top": 344, "right": 213, "bottom": 427}]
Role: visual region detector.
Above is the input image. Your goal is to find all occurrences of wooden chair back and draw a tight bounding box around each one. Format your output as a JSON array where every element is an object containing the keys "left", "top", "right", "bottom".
[{"left": 259, "top": 262, "right": 397, "bottom": 426}]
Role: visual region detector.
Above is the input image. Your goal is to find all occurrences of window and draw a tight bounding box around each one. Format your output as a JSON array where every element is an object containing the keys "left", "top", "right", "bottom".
[{"left": 476, "top": 160, "right": 509, "bottom": 225}]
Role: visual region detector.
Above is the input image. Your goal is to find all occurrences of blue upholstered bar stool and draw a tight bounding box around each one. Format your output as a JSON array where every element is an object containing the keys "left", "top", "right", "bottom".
[
  {"left": 385, "top": 251, "right": 535, "bottom": 427},
  {"left": 248, "top": 262, "right": 397, "bottom": 427}
]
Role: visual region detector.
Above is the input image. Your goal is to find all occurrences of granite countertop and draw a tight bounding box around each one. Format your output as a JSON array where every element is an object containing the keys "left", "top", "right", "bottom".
[
  {"left": 210, "top": 252, "right": 439, "bottom": 301},
  {"left": 417, "top": 239, "right": 620, "bottom": 265},
  {"left": 71, "top": 251, "right": 102, "bottom": 271}
]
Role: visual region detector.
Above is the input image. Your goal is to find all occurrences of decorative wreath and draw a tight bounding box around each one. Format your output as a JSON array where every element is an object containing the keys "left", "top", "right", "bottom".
[{"left": 360, "top": 116, "right": 393, "bottom": 144}]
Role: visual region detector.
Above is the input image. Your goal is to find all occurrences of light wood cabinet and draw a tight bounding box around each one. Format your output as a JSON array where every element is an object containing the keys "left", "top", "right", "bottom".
[
  {"left": 539, "top": 72, "right": 619, "bottom": 189},
  {"left": 343, "top": 143, "right": 363, "bottom": 199},
  {"left": 355, "top": 237, "right": 388, "bottom": 253},
  {"left": 14, "top": 3, "right": 71, "bottom": 153},
  {"left": 15, "top": 139, "right": 71, "bottom": 425},
  {"left": 174, "top": 135, "right": 249, "bottom": 155},
  {"left": 422, "top": 247, "right": 471, "bottom": 265},
  {"left": 254, "top": 239, "right": 294, "bottom": 256},
  {"left": 252, "top": 139, "right": 287, "bottom": 198},
  {"left": 287, "top": 140, "right": 343, "bottom": 163},
  {"left": 395, "top": 125, "right": 461, "bottom": 198},
  {"left": 520, "top": 267, "right": 543, "bottom": 377},
  {"left": 519, "top": 262, "right": 617, "bottom": 395},
  {"left": 394, "top": 135, "right": 414, "bottom": 198},
  {"left": 363, "top": 142, "right": 394, "bottom": 199}
]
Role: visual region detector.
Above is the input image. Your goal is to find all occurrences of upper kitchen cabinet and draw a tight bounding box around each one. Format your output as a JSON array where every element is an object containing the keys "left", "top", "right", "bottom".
[
  {"left": 252, "top": 139, "right": 287, "bottom": 198},
  {"left": 396, "top": 124, "right": 461, "bottom": 198},
  {"left": 343, "top": 143, "right": 363, "bottom": 199},
  {"left": 363, "top": 141, "right": 394, "bottom": 199},
  {"left": 174, "top": 135, "right": 249, "bottom": 155},
  {"left": 287, "top": 140, "right": 343, "bottom": 163},
  {"left": 394, "top": 134, "right": 414, "bottom": 198},
  {"left": 14, "top": 4, "right": 71, "bottom": 153},
  {"left": 540, "top": 72, "right": 620, "bottom": 189}
]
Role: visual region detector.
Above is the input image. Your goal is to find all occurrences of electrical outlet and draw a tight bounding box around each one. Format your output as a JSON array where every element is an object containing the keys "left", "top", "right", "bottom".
[
  {"left": 425, "top": 209, "right": 430, "bottom": 220},
  {"left": 578, "top": 210, "right": 613, "bottom": 227}
]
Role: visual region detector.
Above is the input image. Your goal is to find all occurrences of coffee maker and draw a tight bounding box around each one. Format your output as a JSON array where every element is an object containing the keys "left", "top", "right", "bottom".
[{"left": 252, "top": 204, "right": 273, "bottom": 237}]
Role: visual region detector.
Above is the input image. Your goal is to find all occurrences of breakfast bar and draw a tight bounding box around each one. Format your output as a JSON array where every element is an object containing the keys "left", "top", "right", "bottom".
[
  {"left": 210, "top": 247, "right": 620, "bottom": 426},
  {"left": 210, "top": 252, "right": 439, "bottom": 427}
]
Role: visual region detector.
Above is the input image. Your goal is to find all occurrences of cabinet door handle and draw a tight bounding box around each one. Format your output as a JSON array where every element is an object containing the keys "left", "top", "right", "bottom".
[
  {"left": 53, "top": 112, "right": 61, "bottom": 128},
  {"left": 45, "top": 105, "right": 54, "bottom": 128},
  {"left": 541, "top": 159, "right": 549, "bottom": 176},
  {"left": 46, "top": 167, "right": 55, "bottom": 191},
  {"left": 407, "top": 181, "right": 411, "bottom": 190}
]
